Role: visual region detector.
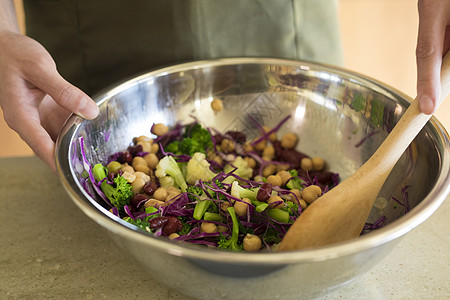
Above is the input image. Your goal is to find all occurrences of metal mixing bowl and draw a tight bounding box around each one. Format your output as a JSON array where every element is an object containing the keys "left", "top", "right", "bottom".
[{"left": 56, "top": 58, "right": 450, "bottom": 300}]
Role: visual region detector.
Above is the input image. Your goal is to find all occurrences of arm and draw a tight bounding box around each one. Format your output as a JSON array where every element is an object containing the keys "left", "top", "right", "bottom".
[
  {"left": 0, "top": 0, "right": 99, "bottom": 172},
  {"left": 416, "top": 0, "right": 450, "bottom": 114}
]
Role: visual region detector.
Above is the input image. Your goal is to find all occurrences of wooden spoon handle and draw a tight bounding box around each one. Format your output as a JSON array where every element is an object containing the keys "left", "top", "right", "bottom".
[{"left": 359, "top": 51, "right": 450, "bottom": 180}]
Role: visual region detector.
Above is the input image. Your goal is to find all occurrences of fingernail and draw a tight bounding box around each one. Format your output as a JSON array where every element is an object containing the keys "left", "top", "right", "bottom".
[{"left": 418, "top": 96, "right": 435, "bottom": 115}]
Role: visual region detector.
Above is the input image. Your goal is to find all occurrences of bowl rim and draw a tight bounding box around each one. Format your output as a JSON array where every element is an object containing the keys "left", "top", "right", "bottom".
[{"left": 56, "top": 57, "right": 450, "bottom": 265}]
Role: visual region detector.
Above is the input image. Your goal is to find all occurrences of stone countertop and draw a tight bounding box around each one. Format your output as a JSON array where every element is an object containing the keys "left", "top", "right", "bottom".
[{"left": 1, "top": 157, "right": 449, "bottom": 299}]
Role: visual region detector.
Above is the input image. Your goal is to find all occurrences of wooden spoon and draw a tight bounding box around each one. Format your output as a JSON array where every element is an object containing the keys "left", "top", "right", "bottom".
[{"left": 278, "top": 53, "right": 450, "bottom": 251}]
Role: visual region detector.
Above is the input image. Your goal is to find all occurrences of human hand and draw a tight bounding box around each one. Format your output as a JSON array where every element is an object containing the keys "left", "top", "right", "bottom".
[
  {"left": 416, "top": 0, "right": 450, "bottom": 114},
  {"left": 0, "top": 31, "right": 99, "bottom": 172}
]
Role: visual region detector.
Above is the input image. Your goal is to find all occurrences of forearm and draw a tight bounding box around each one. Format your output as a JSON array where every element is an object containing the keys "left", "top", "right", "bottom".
[{"left": 0, "top": 0, "right": 20, "bottom": 33}]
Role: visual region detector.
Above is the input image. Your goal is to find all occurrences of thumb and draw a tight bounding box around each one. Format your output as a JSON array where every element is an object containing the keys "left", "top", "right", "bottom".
[
  {"left": 30, "top": 67, "right": 99, "bottom": 120},
  {"left": 416, "top": 1, "right": 448, "bottom": 114}
]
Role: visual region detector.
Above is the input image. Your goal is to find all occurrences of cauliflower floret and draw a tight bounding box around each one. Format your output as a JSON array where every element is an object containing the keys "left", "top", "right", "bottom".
[
  {"left": 186, "top": 152, "right": 216, "bottom": 185},
  {"left": 223, "top": 156, "right": 253, "bottom": 184},
  {"left": 157, "top": 175, "right": 176, "bottom": 190},
  {"left": 155, "top": 156, "right": 187, "bottom": 192}
]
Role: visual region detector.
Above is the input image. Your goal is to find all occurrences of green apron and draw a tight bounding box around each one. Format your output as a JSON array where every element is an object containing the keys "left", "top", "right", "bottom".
[{"left": 23, "top": 0, "right": 342, "bottom": 96}]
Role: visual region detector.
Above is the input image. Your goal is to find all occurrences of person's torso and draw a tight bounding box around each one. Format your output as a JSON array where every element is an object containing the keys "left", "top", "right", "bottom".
[{"left": 24, "top": 0, "right": 342, "bottom": 95}]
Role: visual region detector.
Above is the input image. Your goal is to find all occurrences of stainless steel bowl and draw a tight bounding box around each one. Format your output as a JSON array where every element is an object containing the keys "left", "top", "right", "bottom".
[{"left": 56, "top": 58, "right": 450, "bottom": 300}]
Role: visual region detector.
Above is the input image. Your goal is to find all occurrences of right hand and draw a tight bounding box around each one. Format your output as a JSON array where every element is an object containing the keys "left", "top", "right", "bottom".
[
  {"left": 416, "top": 0, "right": 450, "bottom": 114},
  {"left": 0, "top": 31, "right": 99, "bottom": 172}
]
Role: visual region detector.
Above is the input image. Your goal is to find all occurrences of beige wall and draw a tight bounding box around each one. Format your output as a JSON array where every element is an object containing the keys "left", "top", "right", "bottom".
[
  {"left": 14, "top": 0, "right": 24, "bottom": 32},
  {"left": 1, "top": 0, "right": 449, "bottom": 158}
]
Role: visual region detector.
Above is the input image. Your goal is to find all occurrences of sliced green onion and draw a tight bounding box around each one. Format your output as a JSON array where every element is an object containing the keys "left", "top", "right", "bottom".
[
  {"left": 204, "top": 212, "right": 223, "bottom": 222},
  {"left": 267, "top": 208, "right": 290, "bottom": 223}
]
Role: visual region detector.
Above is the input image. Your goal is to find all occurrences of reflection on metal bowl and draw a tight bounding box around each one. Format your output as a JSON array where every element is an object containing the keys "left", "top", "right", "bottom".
[{"left": 56, "top": 58, "right": 450, "bottom": 300}]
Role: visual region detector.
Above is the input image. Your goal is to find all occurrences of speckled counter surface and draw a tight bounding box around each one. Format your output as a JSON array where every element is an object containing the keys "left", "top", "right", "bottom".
[{"left": 1, "top": 157, "right": 449, "bottom": 300}]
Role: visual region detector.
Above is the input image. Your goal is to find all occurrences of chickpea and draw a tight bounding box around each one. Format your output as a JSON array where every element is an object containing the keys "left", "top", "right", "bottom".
[
  {"left": 144, "top": 198, "right": 165, "bottom": 208},
  {"left": 253, "top": 138, "right": 266, "bottom": 152},
  {"left": 121, "top": 164, "right": 135, "bottom": 174},
  {"left": 244, "top": 157, "right": 256, "bottom": 168},
  {"left": 286, "top": 189, "right": 301, "bottom": 204},
  {"left": 299, "top": 199, "right": 307, "bottom": 210},
  {"left": 143, "top": 153, "right": 159, "bottom": 169},
  {"left": 210, "top": 153, "right": 223, "bottom": 166},
  {"left": 107, "top": 161, "right": 122, "bottom": 174},
  {"left": 262, "top": 126, "right": 277, "bottom": 142},
  {"left": 312, "top": 156, "right": 325, "bottom": 171},
  {"left": 243, "top": 142, "right": 254, "bottom": 153},
  {"left": 134, "top": 171, "right": 150, "bottom": 183},
  {"left": 267, "top": 195, "right": 284, "bottom": 209},
  {"left": 151, "top": 123, "right": 169, "bottom": 136},
  {"left": 262, "top": 156, "right": 272, "bottom": 163},
  {"left": 150, "top": 142, "right": 159, "bottom": 153},
  {"left": 137, "top": 140, "right": 152, "bottom": 153},
  {"left": 121, "top": 171, "right": 136, "bottom": 183},
  {"left": 266, "top": 175, "right": 282, "bottom": 187},
  {"left": 234, "top": 197, "right": 251, "bottom": 217},
  {"left": 221, "top": 139, "right": 235, "bottom": 153},
  {"left": 134, "top": 164, "right": 150, "bottom": 175},
  {"left": 243, "top": 234, "right": 262, "bottom": 252},
  {"left": 220, "top": 202, "right": 231, "bottom": 212},
  {"left": 276, "top": 163, "right": 290, "bottom": 172},
  {"left": 276, "top": 170, "right": 291, "bottom": 186},
  {"left": 290, "top": 188, "right": 301, "bottom": 199},
  {"left": 132, "top": 156, "right": 147, "bottom": 169},
  {"left": 136, "top": 135, "right": 151, "bottom": 142},
  {"left": 280, "top": 132, "right": 298, "bottom": 149},
  {"left": 167, "top": 186, "right": 180, "bottom": 194},
  {"left": 153, "top": 187, "right": 168, "bottom": 201},
  {"left": 168, "top": 233, "right": 180, "bottom": 240},
  {"left": 300, "top": 157, "right": 313, "bottom": 172},
  {"left": 262, "top": 145, "right": 275, "bottom": 160},
  {"left": 165, "top": 192, "right": 179, "bottom": 203},
  {"left": 217, "top": 225, "right": 228, "bottom": 233},
  {"left": 131, "top": 178, "right": 146, "bottom": 194},
  {"left": 302, "top": 185, "right": 322, "bottom": 204},
  {"left": 262, "top": 164, "right": 277, "bottom": 177},
  {"left": 206, "top": 149, "right": 216, "bottom": 159},
  {"left": 200, "top": 222, "right": 217, "bottom": 233},
  {"left": 211, "top": 98, "right": 224, "bottom": 112}
]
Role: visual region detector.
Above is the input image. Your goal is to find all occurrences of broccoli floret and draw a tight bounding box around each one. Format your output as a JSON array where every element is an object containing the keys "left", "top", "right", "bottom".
[
  {"left": 186, "top": 123, "right": 213, "bottom": 147},
  {"left": 223, "top": 156, "right": 253, "bottom": 184},
  {"left": 263, "top": 226, "right": 282, "bottom": 244},
  {"left": 179, "top": 138, "right": 205, "bottom": 156},
  {"left": 186, "top": 152, "right": 216, "bottom": 185},
  {"left": 93, "top": 163, "right": 133, "bottom": 212},
  {"left": 186, "top": 185, "right": 204, "bottom": 200},
  {"left": 177, "top": 217, "right": 193, "bottom": 235},
  {"left": 217, "top": 207, "right": 243, "bottom": 252},
  {"left": 155, "top": 156, "right": 188, "bottom": 192},
  {"left": 164, "top": 141, "right": 181, "bottom": 155},
  {"left": 202, "top": 179, "right": 227, "bottom": 203},
  {"left": 285, "top": 201, "right": 299, "bottom": 215},
  {"left": 123, "top": 217, "right": 151, "bottom": 232},
  {"left": 166, "top": 123, "right": 213, "bottom": 156}
]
